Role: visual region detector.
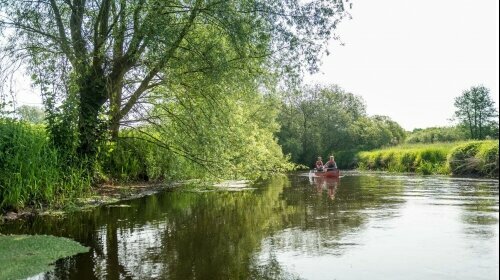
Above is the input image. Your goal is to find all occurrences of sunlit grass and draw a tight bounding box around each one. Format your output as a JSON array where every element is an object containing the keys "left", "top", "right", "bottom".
[{"left": 357, "top": 140, "right": 498, "bottom": 177}]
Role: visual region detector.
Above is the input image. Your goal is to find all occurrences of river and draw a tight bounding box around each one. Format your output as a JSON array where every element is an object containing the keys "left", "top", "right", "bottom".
[{"left": 1, "top": 172, "right": 498, "bottom": 280}]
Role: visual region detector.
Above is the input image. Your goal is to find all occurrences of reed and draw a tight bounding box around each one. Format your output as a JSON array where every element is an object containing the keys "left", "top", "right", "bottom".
[{"left": 0, "top": 119, "right": 90, "bottom": 210}]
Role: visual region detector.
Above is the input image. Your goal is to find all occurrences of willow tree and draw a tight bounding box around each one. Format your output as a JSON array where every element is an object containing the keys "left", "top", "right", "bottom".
[{"left": 0, "top": 0, "right": 350, "bottom": 158}]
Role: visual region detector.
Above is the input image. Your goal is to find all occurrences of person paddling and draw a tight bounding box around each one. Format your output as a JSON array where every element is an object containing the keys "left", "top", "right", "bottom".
[{"left": 324, "top": 155, "right": 337, "bottom": 170}]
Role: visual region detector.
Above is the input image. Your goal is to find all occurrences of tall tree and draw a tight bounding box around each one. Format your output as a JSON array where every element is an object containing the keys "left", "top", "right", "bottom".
[
  {"left": 0, "top": 0, "right": 350, "bottom": 158},
  {"left": 454, "top": 86, "right": 498, "bottom": 140}
]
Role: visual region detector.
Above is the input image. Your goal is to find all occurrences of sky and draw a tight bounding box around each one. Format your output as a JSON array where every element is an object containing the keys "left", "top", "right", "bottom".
[
  {"left": 305, "top": 0, "right": 499, "bottom": 130},
  {"left": 11, "top": 0, "right": 500, "bottom": 131}
]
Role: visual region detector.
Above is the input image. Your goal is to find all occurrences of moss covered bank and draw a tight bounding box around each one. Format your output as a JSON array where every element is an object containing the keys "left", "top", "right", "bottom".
[{"left": 0, "top": 234, "right": 88, "bottom": 279}]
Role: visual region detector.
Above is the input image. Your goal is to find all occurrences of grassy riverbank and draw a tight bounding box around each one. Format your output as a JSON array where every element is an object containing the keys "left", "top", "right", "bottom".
[
  {"left": 0, "top": 234, "right": 88, "bottom": 279},
  {"left": 0, "top": 119, "right": 291, "bottom": 212},
  {"left": 0, "top": 120, "right": 183, "bottom": 211},
  {"left": 356, "top": 140, "right": 499, "bottom": 177}
]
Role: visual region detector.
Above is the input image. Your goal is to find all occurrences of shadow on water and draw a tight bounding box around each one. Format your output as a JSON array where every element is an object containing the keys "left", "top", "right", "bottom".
[{"left": 0, "top": 173, "right": 498, "bottom": 280}]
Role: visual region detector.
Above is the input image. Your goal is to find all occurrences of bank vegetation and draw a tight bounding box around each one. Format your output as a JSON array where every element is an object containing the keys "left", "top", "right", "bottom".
[{"left": 356, "top": 140, "right": 499, "bottom": 177}]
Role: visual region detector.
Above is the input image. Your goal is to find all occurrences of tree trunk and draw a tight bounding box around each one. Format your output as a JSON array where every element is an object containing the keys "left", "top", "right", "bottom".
[
  {"left": 110, "top": 119, "right": 120, "bottom": 140},
  {"left": 466, "top": 110, "right": 474, "bottom": 139},
  {"left": 478, "top": 111, "right": 483, "bottom": 139},
  {"left": 77, "top": 73, "right": 108, "bottom": 158},
  {"left": 109, "top": 79, "right": 123, "bottom": 141}
]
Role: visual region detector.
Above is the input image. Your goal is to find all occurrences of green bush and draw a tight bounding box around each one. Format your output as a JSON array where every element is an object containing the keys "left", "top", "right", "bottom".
[
  {"left": 400, "top": 152, "right": 418, "bottom": 172},
  {"left": 476, "top": 142, "right": 499, "bottom": 177},
  {"left": 334, "top": 149, "right": 359, "bottom": 169},
  {"left": 448, "top": 141, "right": 498, "bottom": 177},
  {"left": 101, "top": 137, "right": 149, "bottom": 182}
]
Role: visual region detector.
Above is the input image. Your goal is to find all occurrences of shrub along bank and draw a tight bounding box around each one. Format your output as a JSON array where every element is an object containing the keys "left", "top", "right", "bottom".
[
  {"left": 0, "top": 120, "right": 196, "bottom": 210},
  {"left": 356, "top": 141, "right": 499, "bottom": 177}
]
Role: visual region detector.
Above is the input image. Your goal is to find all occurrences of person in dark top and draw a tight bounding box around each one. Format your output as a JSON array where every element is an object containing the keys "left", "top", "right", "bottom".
[{"left": 324, "top": 155, "right": 337, "bottom": 170}]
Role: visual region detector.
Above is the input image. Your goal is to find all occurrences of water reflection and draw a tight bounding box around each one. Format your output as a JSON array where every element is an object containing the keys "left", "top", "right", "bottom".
[
  {"left": 0, "top": 173, "right": 498, "bottom": 280},
  {"left": 309, "top": 176, "right": 339, "bottom": 200}
]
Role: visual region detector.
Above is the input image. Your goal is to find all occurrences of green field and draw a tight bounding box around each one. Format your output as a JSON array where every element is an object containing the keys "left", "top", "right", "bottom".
[{"left": 356, "top": 140, "right": 499, "bottom": 177}]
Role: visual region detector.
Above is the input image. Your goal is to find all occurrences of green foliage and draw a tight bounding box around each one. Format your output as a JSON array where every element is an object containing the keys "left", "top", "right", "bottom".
[
  {"left": 101, "top": 130, "right": 201, "bottom": 182},
  {"left": 349, "top": 115, "right": 406, "bottom": 151},
  {"left": 406, "top": 126, "right": 470, "bottom": 144},
  {"left": 357, "top": 141, "right": 498, "bottom": 177},
  {"left": 448, "top": 141, "right": 499, "bottom": 177},
  {"left": 1, "top": 0, "right": 351, "bottom": 159},
  {"left": 43, "top": 89, "right": 81, "bottom": 165},
  {"left": 0, "top": 119, "right": 90, "bottom": 210},
  {"left": 0, "top": 234, "right": 88, "bottom": 280},
  {"left": 453, "top": 85, "right": 498, "bottom": 140},
  {"left": 146, "top": 78, "right": 295, "bottom": 180},
  {"left": 101, "top": 137, "right": 149, "bottom": 182},
  {"left": 277, "top": 84, "right": 406, "bottom": 168},
  {"left": 101, "top": 86, "right": 295, "bottom": 183}
]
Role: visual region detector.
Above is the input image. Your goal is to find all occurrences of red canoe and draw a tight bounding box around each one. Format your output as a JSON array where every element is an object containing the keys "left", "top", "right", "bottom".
[{"left": 313, "top": 169, "right": 340, "bottom": 178}]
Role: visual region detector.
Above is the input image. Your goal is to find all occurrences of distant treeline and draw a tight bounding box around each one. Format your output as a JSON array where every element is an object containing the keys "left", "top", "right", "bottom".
[
  {"left": 406, "top": 126, "right": 498, "bottom": 144},
  {"left": 276, "top": 85, "right": 406, "bottom": 168},
  {"left": 274, "top": 84, "right": 498, "bottom": 169},
  {"left": 357, "top": 141, "right": 499, "bottom": 177}
]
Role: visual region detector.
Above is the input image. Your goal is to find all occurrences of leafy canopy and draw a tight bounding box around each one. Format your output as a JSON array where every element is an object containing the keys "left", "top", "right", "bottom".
[
  {"left": 0, "top": 0, "right": 351, "bottom": 164},
  {"left": 454, "top": 85, "right": 498, "bottom": 140}
]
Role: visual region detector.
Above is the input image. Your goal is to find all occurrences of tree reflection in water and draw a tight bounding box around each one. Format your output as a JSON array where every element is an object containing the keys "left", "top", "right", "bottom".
[{"left": 0, "top": 174, "right": 497, "bottom": 280}]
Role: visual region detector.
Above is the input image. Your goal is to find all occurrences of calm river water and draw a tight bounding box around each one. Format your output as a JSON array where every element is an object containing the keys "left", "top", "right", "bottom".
[{"left": 1, "top": 172, "right": 498, "bottom": 280}]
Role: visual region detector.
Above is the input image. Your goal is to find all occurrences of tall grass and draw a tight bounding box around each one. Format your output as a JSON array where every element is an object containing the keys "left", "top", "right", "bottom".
[
  {"left": 357, "top": 141, "right": 499, "bottom": 177},
  {"left": 448, "top": 141, "right": 498, "bottom": 177},
  {"left": 0, "top": 119, "right": 90, "bottom": 210}
]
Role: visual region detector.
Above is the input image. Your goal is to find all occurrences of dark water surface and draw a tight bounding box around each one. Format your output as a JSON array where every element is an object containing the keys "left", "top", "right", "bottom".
[{"left": 1, "top": 172, "right": 498, "bottom": 280}]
